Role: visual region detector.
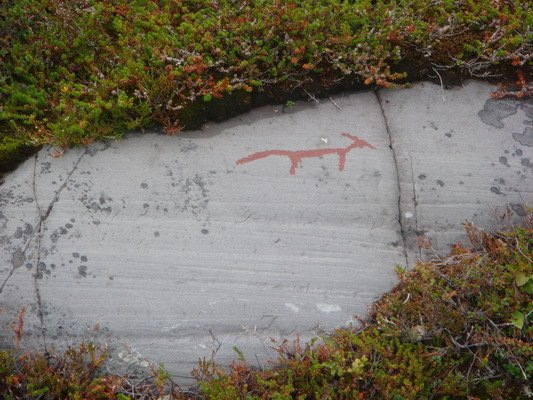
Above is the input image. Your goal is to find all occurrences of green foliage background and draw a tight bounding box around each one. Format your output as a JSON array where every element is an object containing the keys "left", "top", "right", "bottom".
[{"left": 0, "top": 0, "right": 531, "bottom": 170}]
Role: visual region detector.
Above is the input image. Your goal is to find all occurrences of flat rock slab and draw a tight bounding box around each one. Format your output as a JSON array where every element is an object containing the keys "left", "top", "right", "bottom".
[{"left": 0, "top": 81, "right": 531, "bottom": 382}]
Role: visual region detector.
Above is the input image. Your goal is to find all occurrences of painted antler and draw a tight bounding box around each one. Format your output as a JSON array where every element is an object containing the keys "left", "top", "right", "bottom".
[{"left": 341, "top": 132, "right": 375, "bottom": 149}]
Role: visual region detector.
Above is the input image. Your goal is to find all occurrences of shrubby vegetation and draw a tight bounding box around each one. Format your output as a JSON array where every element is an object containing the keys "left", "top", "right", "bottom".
[
  {"left": 1, "top": 222, "right": 531, "bottom": 399},
  {"left": 0, "top": 0, "right": 531, "bottom": 171}
]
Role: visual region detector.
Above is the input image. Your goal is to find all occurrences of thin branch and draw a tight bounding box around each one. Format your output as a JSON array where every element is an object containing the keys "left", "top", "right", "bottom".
[
  {"left": 431, "top": 66, "right": 446, "bottom": 102},
  {"left": 328, "top": 96, "right": 343, "bottom": 110}
]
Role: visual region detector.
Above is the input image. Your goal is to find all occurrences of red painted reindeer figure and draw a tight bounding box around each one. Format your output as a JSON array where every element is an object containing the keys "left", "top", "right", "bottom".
[{"left": 236, "top": 133, "right": 375, "bottom": 175}]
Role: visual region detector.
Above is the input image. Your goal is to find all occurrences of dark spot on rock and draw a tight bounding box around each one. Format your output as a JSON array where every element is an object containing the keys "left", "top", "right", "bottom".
[
  {"left": 445, "top": 132, "right": 452, "bottom": 138},
  {"left": 36, "top": 262, "right": 47, "bottom": 278},
  {"left": 436, "top": 180, "right": 444, "bottom": 187},
  {"left": 65, "top": 223, "right": 73, "bottom": 229},
  {"left": 520, "top": 158, "right": 531, "bottom": 168},
  {"left": 478, "top": 98, "right": 518, "bottom": 128},
  {"left": 11, "top": 248, "right": 25, "bottom": 268},
  {"left": 140, "top": 183, "right": 148, "bottom": 189},
  {"left": 80, "top": 255, "right": 88, "bottom": 262},
  {"left": 516, "top": 148, "right": 523, "bottom": 156},
  {"left": 418, "top": 174, "right": 426, "bottom": 180},
  {"left": 24, "top": 223, "right": 33, "bottom": 235},
  {"left": 510, "top": 204, "right": 527, "bottom": 217},
  {"left": 14, "top": 227, "right": 23, "bottom": 239},
  {"left": 59, "top": 227, "right": 68, "bottom": 235},
  {"left": 499, "top": 156, "right": 509, "bottom": 167},
  {"left": 40, "top": 162, "right": 51, "bottom": 174},
  {"left": 504, "top": 150, "right": 509, "bottom": 154},
  {"left": 154, "top": 231, "right": 160, "bottom": 237},
  {"left": 490, "top": 186, "right": 502, "bottom": 195},
  {"left": 109, "top": 276, "right": 114, "bottom": 280},
  {"left": 201, "top": 229, "right": 209, "bottom": 234},
  {"left": 143, "top": 203, "right": 149, "bottom": 208},
  {"left": 512, "top": 127, "right": 533, "bottom": 147},
  {"left": 72, "top": 252, "right": 79, "bottom": 258},
  {"left": 78, "top": 265, "right": 87, "bottom": 277}
]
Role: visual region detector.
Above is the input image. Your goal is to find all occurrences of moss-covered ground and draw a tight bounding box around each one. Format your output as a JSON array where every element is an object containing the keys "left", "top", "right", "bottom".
[{"left": 1, "top": 0, "right": 531, "bottom": 172}]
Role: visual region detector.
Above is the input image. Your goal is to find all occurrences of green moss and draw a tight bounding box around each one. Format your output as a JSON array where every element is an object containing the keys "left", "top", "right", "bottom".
[{"left": 1, "top": 0, "right": 530, "bottom": 171}]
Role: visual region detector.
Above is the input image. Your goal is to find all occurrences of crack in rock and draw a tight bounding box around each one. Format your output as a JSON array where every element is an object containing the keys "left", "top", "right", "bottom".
[
  {"left": 375, "top": 90, "right": 410, "bottom": 267},
  {"left": 33, "top": 149, "right": 87, "bottom": 349},
  {"left": 0, "top": 149, "right": 88, "bottom": 349}
]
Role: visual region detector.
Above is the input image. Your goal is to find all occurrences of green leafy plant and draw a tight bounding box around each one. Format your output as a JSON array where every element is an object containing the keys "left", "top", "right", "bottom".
[{"left": 0, "top": 0, "right": 530, "bottom": 172}]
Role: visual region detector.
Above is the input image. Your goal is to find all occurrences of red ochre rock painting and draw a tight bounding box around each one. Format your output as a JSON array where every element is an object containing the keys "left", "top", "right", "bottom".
[{"left": 236, "top": 133, "right": 376, "bottom": 175}]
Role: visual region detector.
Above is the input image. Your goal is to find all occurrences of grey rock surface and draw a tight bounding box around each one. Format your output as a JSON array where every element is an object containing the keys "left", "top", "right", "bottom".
[{"left": 0, "top": 81, "right": 531, "bottom": 383}]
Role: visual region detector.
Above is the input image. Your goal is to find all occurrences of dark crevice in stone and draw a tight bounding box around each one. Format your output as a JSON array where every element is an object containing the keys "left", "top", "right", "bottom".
[
  {"left": 375, "top": 89, "right": 410, "bottom": 267},
  {"left": 409, "top": 156, "right": 422, "bottom": 261},
  {"left": 29, "top": 149, "right": 88, "bottom": 351}
]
